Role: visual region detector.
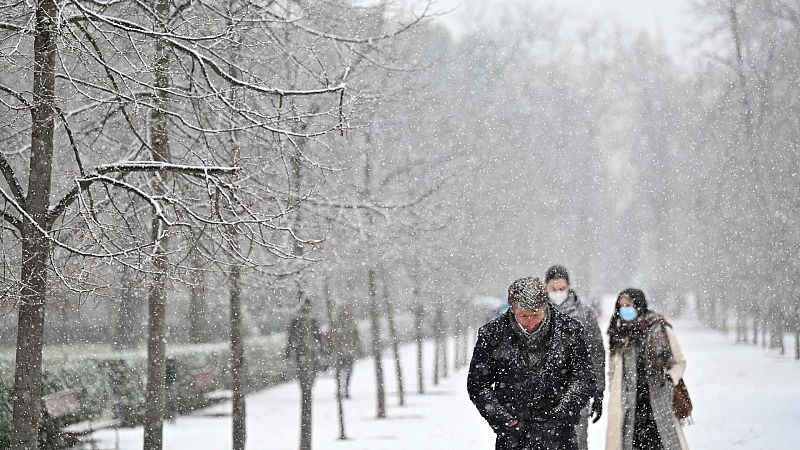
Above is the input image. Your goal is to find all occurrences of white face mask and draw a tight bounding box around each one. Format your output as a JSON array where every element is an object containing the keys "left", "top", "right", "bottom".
[{"left": 548, "top": 290, "right": 569, "bottom": 305}]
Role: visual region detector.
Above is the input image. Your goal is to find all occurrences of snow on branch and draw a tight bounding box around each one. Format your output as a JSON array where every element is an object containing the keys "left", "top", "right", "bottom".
[
  {"left": 67, "top": 1, "right": 346, "bottom": 97},
  {"left": 258, "top": 0, "right": 432, "bottom": 45},
  {"left": 93, "top": 161, "right": 240, "bottom": 176},
  {"left": 0, "top": 152, "right": 26, "bottom": 208},
  {"left": 47, "top": 161, "right": 240, "bottom": 226}
]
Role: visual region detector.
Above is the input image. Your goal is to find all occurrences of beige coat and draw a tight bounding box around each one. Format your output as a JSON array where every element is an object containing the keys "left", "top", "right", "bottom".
[{"left": 605, "top": 326, "right": 689, "bottom": 450}]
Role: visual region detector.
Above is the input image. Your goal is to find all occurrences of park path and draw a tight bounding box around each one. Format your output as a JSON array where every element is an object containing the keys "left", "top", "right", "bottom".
[{"left": 93, "top": 320, "right": 800, "bottom": 450}]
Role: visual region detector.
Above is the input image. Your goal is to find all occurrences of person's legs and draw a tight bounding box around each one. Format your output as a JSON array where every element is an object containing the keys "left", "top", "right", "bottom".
[
  {"left": 574, "top": 404, "right": 590, "bottom": 450},
  {"left": 633, "top": 390, "right": 664, "bottom": 450},
  {"left": 527, "top": 423, "right": 578, "bottom": 450},
  {"left": 341, "top": 357, "right": 354, "bottom": 397}
]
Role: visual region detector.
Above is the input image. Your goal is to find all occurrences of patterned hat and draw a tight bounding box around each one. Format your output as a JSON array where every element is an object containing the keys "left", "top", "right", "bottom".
[{"left": 508, "top": 277, "right": 548, "bottom": 311}]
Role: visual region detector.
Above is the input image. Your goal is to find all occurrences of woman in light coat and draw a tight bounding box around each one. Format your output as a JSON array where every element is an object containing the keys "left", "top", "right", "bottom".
[{"left": 605, "top": 288, "right": 689, "bottom": 450}]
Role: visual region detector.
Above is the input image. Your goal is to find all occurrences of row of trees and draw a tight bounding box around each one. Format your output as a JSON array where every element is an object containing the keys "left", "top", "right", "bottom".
[
  {"left": 0, "top": 1, "right": 441, "bottom": 450},
  {"left": 688, "top": 0, "right": 800, "bottom": 359},
  {"left": 4, "top": 0, "right": 799, "bottom": 449}
]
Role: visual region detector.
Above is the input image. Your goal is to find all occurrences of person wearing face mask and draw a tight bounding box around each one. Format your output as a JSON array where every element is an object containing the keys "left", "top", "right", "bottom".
[
  {"left": 468, "top": 276, "right": 595, "bottom": 450},
  {"left": 605, "top": 288, "right": 689, "bottom": 450},
  {"left": 544, "top": 265, "right": 606, "bottom": 450}
]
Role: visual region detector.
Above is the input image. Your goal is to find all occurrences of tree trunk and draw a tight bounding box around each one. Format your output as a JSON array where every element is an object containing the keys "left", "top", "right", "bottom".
[
  {"left": 189, "top": 242, "right": 208, "bottom": 344},
  {"left": 453, "top": 309, "right": 461, "bottom": 370},
  {"left": 462, "top": 321, "right": 470, "bottom": 367},
  {"left": 720, "top": 302, "right": 729, "bottom": 335},
  {"left": 432, "top": 308, "right": 440, "bottom": 387},
  {"left": 772, "top": 311, "right": 785, "bottom": 355},
  {"left": 323, "top": 278, "right": 346, "bottom": 440},
  {"left": 299, "top": 374, "right": 313, "bottom": 450},
  {"left": 230, "top": 259, "right": 246, "bottom": 450},
  {"left": 226, "top": 25, "right": 247, "bottom": 450},
  {"left": 143, "top": 7, "right": 171, "bottom": 447},
  {"left": 144, "top": 254, "right": 168, "bottom": 450},
  {"left": 440, "top": 311, "right": 450, "bottom": 378},
  {"left": 11, "top": 2, "right": 56, "bottom": 449},
  {"left": 414, "top": 305, "right": 424, "bottom": 394},
  {"left": 114, "top": 268, "right": 140, "bottom": 351},
  {"left": 735, "top": 312, "right": 745, "bottom": 343},
  {"left": 367, "top": 267, "right": 386, "bottom": 418},
  {"left": 753, "top": 313, "right": 759, "bottom": 345},
  {"left": 294, "top": 296, "right": 317, "bottom": 450},
  {"left": 382, "top": 274, "right": 404, "bottom": 406},
  {"left": 794, "top": 304, "right": 799, "bottom": 360}
]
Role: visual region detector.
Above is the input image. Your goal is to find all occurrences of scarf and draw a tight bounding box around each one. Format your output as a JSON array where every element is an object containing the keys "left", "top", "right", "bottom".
[
  {"left": 511, "top": 307, "right": 553, "bottom": 368},
  {"left": 555, "top": 289, "right": 580, "bottom": 319},
  {"left": 612, "top": 311, "right": 672, "bottom": 373}
]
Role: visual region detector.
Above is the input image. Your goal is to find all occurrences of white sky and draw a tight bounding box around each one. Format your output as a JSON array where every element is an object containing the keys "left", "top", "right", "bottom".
[{"left": 419, "top": 0, "right": 703, "bottom": 57}]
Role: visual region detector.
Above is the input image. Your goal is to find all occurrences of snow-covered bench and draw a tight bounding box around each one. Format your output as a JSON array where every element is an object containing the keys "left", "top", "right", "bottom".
[
  {"left": 191, "top": 369, "right": 232, "bottom": 405},
  {"left": 44, "top": 389, "right": 121, "bottom": 449}
]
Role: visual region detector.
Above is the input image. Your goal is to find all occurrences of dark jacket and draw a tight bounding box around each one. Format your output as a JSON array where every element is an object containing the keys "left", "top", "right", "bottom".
[
  {"left": 467, "top": 307, "right": 595, "bottom": 450},
  {"left": 554, "top": 290, "right": 606, "bottom": 398}
]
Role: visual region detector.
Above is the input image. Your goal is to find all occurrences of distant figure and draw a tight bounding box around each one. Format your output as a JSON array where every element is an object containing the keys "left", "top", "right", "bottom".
[
  {"left": 286, "top": 298, "right": 323, "bottom": 450},
  {"left": 331, "top": 305, "right": 362, "bottom": 398},
  {"left": 286, "top": 298, "right": 323, "bottom": 378},
  {"left": 318, "top": 325, "right": 332, "bottom": 372},
  {"left": 468, "top": 276, "right": 595, "bottom": 450},
  {"left": 605, "top": 289, "right": 689, "bottom": 450},
  {"left": 545, "top": 265, "right": 606, "bottom": 450}
]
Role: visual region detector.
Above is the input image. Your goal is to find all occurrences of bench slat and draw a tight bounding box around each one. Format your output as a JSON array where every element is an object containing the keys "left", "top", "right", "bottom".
[{"left": 62, "top": 418, "right": 122, "bottom": 435}]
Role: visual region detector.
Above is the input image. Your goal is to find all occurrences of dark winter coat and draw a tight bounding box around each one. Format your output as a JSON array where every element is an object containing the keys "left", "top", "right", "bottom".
[
  {"left": 286, "top": 315, "right": 322, "bottom": 376},
  {"left": 467, "top": 307, "right": 595, "bottom": 450},
  {"left": 555, "top": 290, "right": 606, "bottom": 398}
]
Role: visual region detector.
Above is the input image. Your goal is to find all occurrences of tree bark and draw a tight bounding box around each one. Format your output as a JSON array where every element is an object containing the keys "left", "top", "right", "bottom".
[
  {"left": 794, "top": 303, "right": 799, "bottom": 360},
  {"left": 226, "top": 21, "right": 247, "bottom": 449},
  {"left": 143, "top": 4, "right": 172, "bottom": 447},
  {"left": 453, "top": 308, "right": 461, "bottom": 369},
  {"left": 294, "top": 295, "right": 317, "bottom": 450},
  {"left": 753, "top": 313, "right": 759, "bottom": 345},
  {"left": 432, "top": 307, "right": 440, "bottom": 387},
  {"left": 367, "top": 267, "right": 386, "bottom": 418},
  {"left": 230, "top": 259, "right": 246, "bottom": 450},
  {"left": 115, "top": 268, "right": 140, "bottom": 351},
  {"left": 11, "top": 2, "right": 56, "bottom": 449},
  {"left": 323, "top": 278, "right": 346, "bottom": 440},
  {"left": 414, "top": 305, "right": 425, "bottom": 394},
  {"left": 441, "top": 308, "right": 449, "bottom": 379},
  {"left": 382, "top": 273, "right": 404, "bottom": 406},
  {"left": 189, "top": 241, "right": 208, "bottom": 344}
]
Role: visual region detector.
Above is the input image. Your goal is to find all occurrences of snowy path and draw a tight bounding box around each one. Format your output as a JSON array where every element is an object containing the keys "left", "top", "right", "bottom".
[{"left": 93, "top": 321, "right": 800, "bottom": 450}]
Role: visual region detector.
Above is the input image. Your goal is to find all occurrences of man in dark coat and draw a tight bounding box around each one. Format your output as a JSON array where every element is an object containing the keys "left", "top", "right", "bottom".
[
  {"left": 468, "top": 276, "right": 595, "bottom": 450},
  {"left": 545, "top": 265, "right": 606, "bottom": 450}
]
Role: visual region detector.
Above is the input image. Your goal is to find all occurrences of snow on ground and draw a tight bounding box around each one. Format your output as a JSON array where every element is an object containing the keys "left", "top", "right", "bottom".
[{"left": 93, "top": 320, "right": 800, "bottom": 450}]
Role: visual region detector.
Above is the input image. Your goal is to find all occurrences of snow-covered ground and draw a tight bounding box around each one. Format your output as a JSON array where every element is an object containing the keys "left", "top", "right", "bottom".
[{"left": 93, "top": 320, "right": 800, "bottom": 450}]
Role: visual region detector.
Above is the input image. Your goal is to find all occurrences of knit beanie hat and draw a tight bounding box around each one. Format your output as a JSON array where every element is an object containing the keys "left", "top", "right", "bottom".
[{"left": 508, "top": 277, "right": 548, "bottom": 311}]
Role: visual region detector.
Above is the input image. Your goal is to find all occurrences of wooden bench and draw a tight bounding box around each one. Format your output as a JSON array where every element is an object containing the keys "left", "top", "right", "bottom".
[
  {"left": 44, "top": 389, "right": 121, "bottom": 450},
  {"left": 191, "top": 369, "right": 232, "bottom": 405}
]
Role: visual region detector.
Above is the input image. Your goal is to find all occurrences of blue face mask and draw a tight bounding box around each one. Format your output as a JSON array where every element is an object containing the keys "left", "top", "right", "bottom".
[{"left": 619, "top": 306, "right": 638, "bottom": 321}]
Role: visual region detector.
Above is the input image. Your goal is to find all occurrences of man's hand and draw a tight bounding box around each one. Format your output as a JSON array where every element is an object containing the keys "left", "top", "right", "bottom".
[{"left": 590, "top": 397, "right": 603, "bottom": 423}]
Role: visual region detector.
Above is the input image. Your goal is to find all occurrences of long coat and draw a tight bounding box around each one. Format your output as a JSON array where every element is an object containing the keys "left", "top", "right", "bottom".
[
  {"left": 331, "top": 311, "right": 362, "bottom": 360},
  {"left": 605, "top": 323, "right": 689, "bottom": 450},
  {"left": 467, "top": 308, "right": 595, "bottom": 450}
]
